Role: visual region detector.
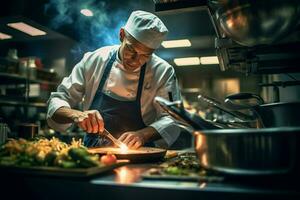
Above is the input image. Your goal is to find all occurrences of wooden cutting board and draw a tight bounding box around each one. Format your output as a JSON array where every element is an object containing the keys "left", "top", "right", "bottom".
[{"left": 88, "top": 147, "right": 167, "bottom": 163}]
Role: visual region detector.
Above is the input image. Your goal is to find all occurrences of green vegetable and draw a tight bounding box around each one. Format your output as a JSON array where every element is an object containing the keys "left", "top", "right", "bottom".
[
  {"left": 44, "top": 151, "right": 59, "bottom": 166},
  {"left": 68, "top": 147, "right": 99, "bottom": 168},
  {"left": 59, "top": 160, "right": 77, "bottom": 168}
]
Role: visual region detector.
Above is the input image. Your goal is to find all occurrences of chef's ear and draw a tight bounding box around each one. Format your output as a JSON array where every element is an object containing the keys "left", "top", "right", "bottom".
[{"left": 120, "top": 28, "right": 125, "bottom": 42}]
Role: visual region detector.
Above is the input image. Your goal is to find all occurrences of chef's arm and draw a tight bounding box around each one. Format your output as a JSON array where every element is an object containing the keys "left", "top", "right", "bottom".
[
  {"left": 149, "top": 66, "right": 183, "bottom": 147},
  {"left": 51, "top": 106, "right": 104, "bottom": 133},
  {"left": 139, "top": 126, "right": 161, "bottom": 143},
  {"left": 47, "top": 51, "right": 101, "bottom": 132},
  {"left": 51, "top": 107, "right": 84, "bottom": 124}
]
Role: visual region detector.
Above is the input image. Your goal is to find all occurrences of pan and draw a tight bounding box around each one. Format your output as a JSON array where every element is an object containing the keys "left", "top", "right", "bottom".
[
  {"left": 194, "top": 127, "right": 300, "bottom": 176},
  {"left": 224, "top": 92, "right": 300, "bottom": 127},
  {"left": 88, "top": 147, "right": 167, "bottom": 163}
]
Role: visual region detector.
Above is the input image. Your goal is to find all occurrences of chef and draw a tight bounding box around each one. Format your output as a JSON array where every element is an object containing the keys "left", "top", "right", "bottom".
[{"left": 47, "top": 10, "right": 182, "bottom": 149}]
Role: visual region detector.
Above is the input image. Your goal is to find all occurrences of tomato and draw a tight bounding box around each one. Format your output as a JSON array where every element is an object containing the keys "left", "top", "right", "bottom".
[{"left": 100, "top": 154, "right": 117, "bottom": 165}]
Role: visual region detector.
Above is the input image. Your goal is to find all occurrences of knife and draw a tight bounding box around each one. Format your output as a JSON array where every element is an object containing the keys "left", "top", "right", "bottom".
[{"left": 102, "top": 128, "right": 126, "bottom": 149}]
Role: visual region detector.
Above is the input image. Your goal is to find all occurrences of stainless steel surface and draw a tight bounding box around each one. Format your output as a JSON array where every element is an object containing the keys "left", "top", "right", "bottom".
[
  {"left": 209, "top": 0, "right": 300, "bottom": 47},
  {"left": 194, "top": 127, "right": 300, "bottom": 175},
  {"left": 102, "top": 128, "right": 125, "bottom": 148}
]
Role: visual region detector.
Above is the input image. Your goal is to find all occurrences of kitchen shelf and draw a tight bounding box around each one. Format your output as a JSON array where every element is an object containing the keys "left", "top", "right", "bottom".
[
  {"left": 0, "top": 72, "right": 58, "bottom": 86},
  {"left": 0, "top": 100, "right": 47, "bottom": 108}
]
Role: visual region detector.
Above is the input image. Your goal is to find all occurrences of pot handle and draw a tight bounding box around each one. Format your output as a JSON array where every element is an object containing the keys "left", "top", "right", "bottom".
[{"left": 224, "top": 93, "right": 264, "bottom": 110}]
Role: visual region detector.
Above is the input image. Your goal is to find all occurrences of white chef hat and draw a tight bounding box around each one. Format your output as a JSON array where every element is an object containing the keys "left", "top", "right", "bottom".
[{"left": 124, "top": 10, "right": 168, "bottom": 49}]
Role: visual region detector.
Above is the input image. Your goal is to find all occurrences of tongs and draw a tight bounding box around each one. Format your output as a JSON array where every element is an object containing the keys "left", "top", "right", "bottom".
[{"left": 102, "top": 128, "right": 127, "bottom": 149}]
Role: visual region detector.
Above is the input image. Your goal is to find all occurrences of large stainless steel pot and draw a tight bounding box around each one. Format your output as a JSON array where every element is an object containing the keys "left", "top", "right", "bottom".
[{"left": 194, "top": 127, "right": 300, "bottom": 176}]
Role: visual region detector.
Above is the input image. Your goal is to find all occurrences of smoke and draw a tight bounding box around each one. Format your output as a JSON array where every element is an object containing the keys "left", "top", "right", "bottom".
[{"left": 44, "top": 0, "right": 151, "bottom": 59}]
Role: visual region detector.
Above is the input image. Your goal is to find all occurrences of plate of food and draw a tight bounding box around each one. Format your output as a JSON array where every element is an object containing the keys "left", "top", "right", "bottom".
[
  {"left": 142, "top": 152, "right": 224, "bottom": 182},
  {"left": 0, "top": 137, "right": 129, "bottom": 178},
  {"left": 88, "top": 147, "right": 167, "bottom": 163}
]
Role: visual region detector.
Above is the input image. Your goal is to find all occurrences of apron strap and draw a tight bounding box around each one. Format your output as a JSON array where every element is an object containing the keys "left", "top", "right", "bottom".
[
  {"left": 94, "top": 49, "right": 146, "bottom": 103},
  {"left": 135, "top": 63, "right": 146, "bottom": 103},
  {"left": 98, "top": 51, "right": 117, "bottom": 92}
]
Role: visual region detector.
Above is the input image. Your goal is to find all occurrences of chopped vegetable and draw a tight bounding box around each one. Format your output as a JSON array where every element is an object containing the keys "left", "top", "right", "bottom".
[{"left": 0, "top": 137, "right": 101, "bottom": 169}]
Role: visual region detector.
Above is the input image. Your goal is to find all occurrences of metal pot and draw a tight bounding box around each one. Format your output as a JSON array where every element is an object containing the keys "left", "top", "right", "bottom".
[
  {"left": 224, "top": 92, "right": 300, "bottom": 128},
  {"left": 194, "top": 127, "right": 300, "bottom": 176},
  {"left": 208, "top": 0, "right": 300, "bottom": 46}
]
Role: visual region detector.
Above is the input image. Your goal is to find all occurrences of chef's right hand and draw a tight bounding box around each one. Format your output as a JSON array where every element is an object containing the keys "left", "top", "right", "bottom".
[{"left": 72, "top": 110, "right": 104, "bottom": 134}]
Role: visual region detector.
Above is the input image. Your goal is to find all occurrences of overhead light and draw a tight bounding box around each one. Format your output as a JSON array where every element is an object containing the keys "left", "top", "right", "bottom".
[
  {"left": 174, "top": 57, "right": 200, "bottom": 66},
  {"left": 162, "top": 39, "right": 191, "bottom": 48},
  {"left": 7, "top": 22, "right": 46, "bottom": 36},
  {"left": 0, "top": 32, "right": 12, "bottom": 40},
  {"left": 200, "top": 56, "right": 219, "bottom": 65},
  {"left": 80, "top": 9, "right": 94, "bottom": 17}
]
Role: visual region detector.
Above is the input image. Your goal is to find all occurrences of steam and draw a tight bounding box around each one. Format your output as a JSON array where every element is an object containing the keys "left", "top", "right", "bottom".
[{"left": 44, "top": 0, "right": 150, "bottom": 59}]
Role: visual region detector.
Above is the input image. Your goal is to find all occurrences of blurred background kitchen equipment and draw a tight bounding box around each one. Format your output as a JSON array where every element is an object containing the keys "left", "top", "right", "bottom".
[
  {"left": 154, "top": 96, "right": 222, "bottom": 130},
  {"left": 208, "top": 0, "right": 300, "bottom": 47},
  {"left": 0, "top": 121, "right": 9, "bottom": 145},
  {"left": 194, "top": 127, "right": 300, "bottom": 176},
  {"left": 197, "top": 93, "right": 260, "bottom": 128},
  {"left": 17, "top": 123, "right": 39, "bottom": 139},
  {"left": 154, "top": 96, "right": 250, "bottom": 130},
  {"left": 224, "top": 92, "right": 300, "bottom": 127}
]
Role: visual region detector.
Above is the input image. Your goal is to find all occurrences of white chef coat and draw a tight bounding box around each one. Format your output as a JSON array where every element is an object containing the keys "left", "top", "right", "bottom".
[{"left": 47, "top": 45, "right": 182, "bottom": 147}]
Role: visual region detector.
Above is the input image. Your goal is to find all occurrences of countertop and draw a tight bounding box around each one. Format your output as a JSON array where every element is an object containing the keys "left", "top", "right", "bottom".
[{"left": 2, "top": 161, "right": 300, "bottom": 200}]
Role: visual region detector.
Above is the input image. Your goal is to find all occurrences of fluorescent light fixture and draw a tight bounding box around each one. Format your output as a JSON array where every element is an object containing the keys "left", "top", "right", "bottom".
[
  {"left": 162, "top": 39, "right": 191, "bottom": 48},
  {"left": 7, "top": 22, "right": 46, "bottom": 36},
  {"left": 0, "top": 32, "right": 12, "bottom": 40},
  {"left": 200, "top": 56, "right": 219, "bottom": 65},
  {"left": 80, "top": 9, "right": 94, "bottom": 17},
  {"left": 174, "top": 57, "right": 200, "bottom": 66}
]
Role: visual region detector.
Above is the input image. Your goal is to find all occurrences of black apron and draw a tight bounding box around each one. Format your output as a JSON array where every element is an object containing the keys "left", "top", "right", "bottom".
[{"left": 83, "top": 50, "right": 148, "bottom": 147}]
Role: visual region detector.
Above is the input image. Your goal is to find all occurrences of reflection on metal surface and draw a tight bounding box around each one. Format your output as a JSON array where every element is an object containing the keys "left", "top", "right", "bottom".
[
  {"left": 199, "top": 182, "right": 207, "bottom": 189},
  {"left": 209, "top": 0, "right": 300, "bottom": 46},
  {"left": 114, "top": 166, "right": 144, "bottom": 184}
]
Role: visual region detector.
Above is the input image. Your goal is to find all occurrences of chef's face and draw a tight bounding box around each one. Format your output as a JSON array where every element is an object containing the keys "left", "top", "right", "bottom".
[{"left": 119, "top": 28, "right": 154, "bottom": 71}]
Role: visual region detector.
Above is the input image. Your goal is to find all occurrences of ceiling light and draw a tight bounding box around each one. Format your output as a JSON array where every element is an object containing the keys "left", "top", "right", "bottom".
[
  {"left": 174, "top": 57, "right": 200, "bottom": 66},
  {"left": 7, "top": 22, "right": 46, "bottom": 36},
  {"left": 0, "top": 32, "right": 12, "bottom": 40},
  {"left": 162, "top": 39, "right": 191, "bottom": 48},
  {"left": 200, "top": 56, "right": 219, "bottom": 65},
  {"left": 80, "top": 9, "right": 94, "bottom": 17}
]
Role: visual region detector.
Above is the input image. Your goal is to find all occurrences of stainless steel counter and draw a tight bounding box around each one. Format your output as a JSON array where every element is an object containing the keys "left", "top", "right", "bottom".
[{"left": 2, "top": 163, "right": 300, "bottom": 200}]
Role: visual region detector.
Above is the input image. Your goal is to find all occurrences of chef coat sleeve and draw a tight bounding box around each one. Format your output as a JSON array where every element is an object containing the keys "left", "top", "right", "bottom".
[
  {"left": 46, "top": 54, "right": 87, "bottom": 132},
  {"left": 149, "top": 67, "right": 183, "bottom": 147}
]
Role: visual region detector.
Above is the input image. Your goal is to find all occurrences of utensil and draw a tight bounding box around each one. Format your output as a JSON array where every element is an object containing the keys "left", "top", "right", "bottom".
[
  {"left": 102, "top": 128, "right": 127, "bottom": 149},
  {"left": 194, "top": 127, "right": 300, "bottom": 176}
]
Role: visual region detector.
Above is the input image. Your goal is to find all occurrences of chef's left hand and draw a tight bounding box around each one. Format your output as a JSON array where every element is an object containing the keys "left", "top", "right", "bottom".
[{"left": 118, "top": 131, "right": 145, "bottom": 149}]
